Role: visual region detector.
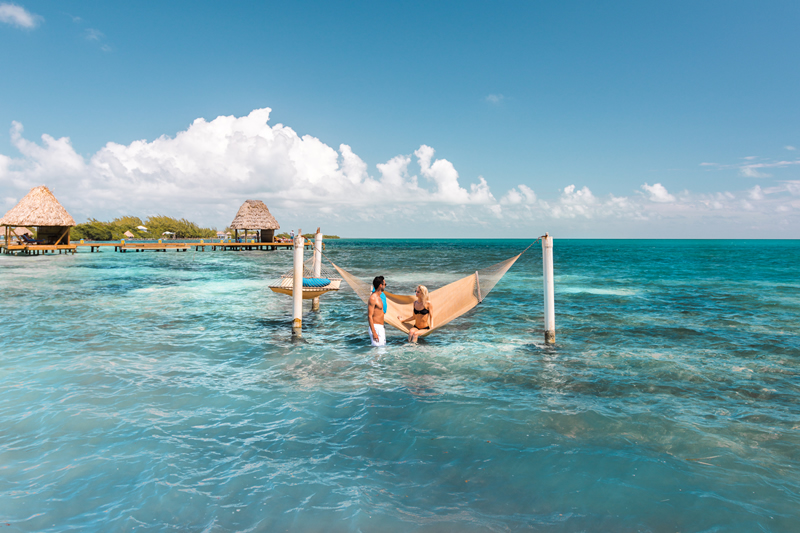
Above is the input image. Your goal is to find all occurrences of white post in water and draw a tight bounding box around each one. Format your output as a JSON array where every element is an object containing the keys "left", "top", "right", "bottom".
[
  {"left": 292, "top": 228, "right": 304, "bottom": 337},
  {"left": 542, "top": 232, "right": 556, "bottom": 344},
  {"left": 312, "top": 227, "right": 323, "bottom": 311}
]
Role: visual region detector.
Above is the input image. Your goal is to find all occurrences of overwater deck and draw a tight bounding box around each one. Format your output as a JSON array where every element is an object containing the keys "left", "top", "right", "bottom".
[{"left": 1, "top": 240, "right": 319, "bottom": 255}]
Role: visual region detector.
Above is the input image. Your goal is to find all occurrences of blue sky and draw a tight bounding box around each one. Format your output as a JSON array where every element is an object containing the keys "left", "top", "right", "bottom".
[{"left": 1, "top": 1, "right": 799, "bottom": 237}]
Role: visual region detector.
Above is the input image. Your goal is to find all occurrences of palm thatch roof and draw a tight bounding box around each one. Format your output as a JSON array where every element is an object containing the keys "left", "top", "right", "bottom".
[
  {"left": 229, "top": 200, "right": 280, "bottom": 230},
  {"left": 10, "top": 226, "right": 33, "bottom": 236},
  {"left": 0, "top": 186, "right": 76, "bottom": 227}
]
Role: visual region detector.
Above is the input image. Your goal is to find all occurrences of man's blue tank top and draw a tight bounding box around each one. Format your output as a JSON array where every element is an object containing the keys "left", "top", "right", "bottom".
[{"left": 372, "top": 288, "right": 387, "bottom": 313}]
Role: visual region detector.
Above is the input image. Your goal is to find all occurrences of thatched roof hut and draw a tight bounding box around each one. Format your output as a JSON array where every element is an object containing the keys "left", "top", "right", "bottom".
[
  {"left": 229, "top": 200, "right": 280, "bottom": 242},
  {"left": 124, "top": 230, "right": 135, "bottom": 239},
  {"left": 0, "top": 186, "right": 76, "bottom": 245}
]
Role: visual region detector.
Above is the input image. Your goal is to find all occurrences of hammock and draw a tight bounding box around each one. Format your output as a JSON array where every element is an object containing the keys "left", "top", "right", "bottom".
[
  {"left": 269, "top": 256, "right": 342, "bottom": 299},
  {"left": 328, "top": 252, "right": 524, "bottom": 337}
]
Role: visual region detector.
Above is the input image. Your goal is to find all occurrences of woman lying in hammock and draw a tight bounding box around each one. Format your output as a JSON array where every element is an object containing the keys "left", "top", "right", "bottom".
[{"left": 398, "top": 285, "right": 434, "bottom": 342}]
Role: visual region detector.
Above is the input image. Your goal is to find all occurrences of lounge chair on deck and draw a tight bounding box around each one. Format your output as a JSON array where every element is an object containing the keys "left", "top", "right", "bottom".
[{"left": 21, "top": 234, "right": 43, "bottom": 244}]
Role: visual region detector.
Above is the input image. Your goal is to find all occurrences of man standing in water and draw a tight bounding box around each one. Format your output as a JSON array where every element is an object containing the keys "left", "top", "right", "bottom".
[{"left": 368, "top": 276, "right": 387, "bottom": 346}]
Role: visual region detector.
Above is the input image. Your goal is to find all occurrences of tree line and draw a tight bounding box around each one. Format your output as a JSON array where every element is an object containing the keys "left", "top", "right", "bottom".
[{"left": 72, "top": 216, "right": 217, "bottom": 241}]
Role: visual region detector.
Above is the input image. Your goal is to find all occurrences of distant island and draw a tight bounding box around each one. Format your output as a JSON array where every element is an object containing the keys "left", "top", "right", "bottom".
[{"left": 72, "top": 216, "right": 340, "bottom": 241}]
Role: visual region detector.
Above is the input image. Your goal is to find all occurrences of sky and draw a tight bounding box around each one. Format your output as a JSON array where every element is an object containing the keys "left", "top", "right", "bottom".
[{"left": 1, "top": 1, "right": 799, "bottom": 238}]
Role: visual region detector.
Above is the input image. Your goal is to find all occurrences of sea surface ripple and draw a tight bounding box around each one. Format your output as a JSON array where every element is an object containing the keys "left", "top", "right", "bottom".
[{"left": 1, "top": 239, "right": 798, "bottom": 532}]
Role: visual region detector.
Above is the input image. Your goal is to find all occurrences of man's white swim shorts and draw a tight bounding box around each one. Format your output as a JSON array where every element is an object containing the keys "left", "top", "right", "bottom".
[{"left": 370, "top": 324, "right": 386, "bottom": 346}]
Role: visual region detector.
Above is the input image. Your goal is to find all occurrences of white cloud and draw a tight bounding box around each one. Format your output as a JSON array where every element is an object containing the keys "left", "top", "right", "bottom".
[
  {"left": 485, "top": 94, "right": 504, "bottom": 104},
  {"left": 2, "top": 108, "right": 799, "bottom": 238},
  {"left": 415, "top": 144, "right": 495, "bottom": 204},
  {"left": 741, "top": 160, "right": 800, "bottom": 178},
  {"left": 500, "top": 184, "right": 536, "bottom": 205},
  {"left": 1, "top": 110, "right": 497, "bottom": 226},
  {"left": 641, "top": 182, "right": 676, "bottom": 203},
  {"left": 740, "top": 165, "right": 770, "bottom": 178},
  {"left": 783, "top": 180, "right": 800, "bottom": 196},
  {"left": 748, "top": 185, "right": 764, "bottom": 200},
  {"left": 85, "top": 28, "right": 103, "bottom": 41},
  {"left": 701, "top": 157, "right": 800, "bottom": 179},
  {"left": 82, "top": 27, "right": 112, "bottom": 51},
  {"left": 550, "top": 185, "right": 597, "bottom": 218},
  {"left": 0, "top": 3, "right": 40, "bottom": 28},
  {"left": 786, "top": 146, "right": 796, "bottom": 151}
]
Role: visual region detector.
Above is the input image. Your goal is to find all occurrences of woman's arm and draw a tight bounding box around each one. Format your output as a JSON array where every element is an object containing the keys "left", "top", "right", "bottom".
[{"left": 397, "top": 311, "right": 414, "bottom": 323}]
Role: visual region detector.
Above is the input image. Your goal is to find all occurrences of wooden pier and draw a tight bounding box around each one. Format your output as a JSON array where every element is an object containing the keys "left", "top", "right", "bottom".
[
  {"left": 0, "top": 244, "right": 78, "bottom": 255},
  {"left": 1, "top": 240, "right": 319, "bottom": 255}
]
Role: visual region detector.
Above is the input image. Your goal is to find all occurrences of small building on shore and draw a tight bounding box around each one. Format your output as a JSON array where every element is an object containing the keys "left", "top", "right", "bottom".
[
  {"left": 229, "top": 200, "right": 280, "bottom": 242},
  {"left": 124, "top": 230, "right": 135, "bottom": 239},
  {"left": 0, "top": 186, "right": 76, "bottom": 245}
]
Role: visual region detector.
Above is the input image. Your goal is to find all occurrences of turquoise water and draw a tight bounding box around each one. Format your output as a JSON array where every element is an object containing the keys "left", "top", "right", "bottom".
[{"left": 1, "top": 239, "right": 798, "bottom": 532}]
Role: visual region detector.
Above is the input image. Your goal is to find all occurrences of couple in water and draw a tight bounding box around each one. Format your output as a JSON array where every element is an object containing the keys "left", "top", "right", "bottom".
[{"left": 368, "top": 276, "right": 434, "bottom": 346}]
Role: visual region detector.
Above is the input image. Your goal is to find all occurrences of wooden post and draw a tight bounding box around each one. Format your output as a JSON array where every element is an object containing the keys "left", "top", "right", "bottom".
[
  {"left": 292, "top": 229, "right": 303, "bottom": 337},
  {"left": 312, "top": 228, "right": 323, "bottom": 311},
  {"left": 542, "top": 232, "right": 555, "bottom": 344}
]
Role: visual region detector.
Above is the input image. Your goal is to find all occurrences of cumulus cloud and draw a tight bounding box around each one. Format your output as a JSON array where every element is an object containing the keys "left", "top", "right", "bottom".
[
  {"left": 501, "top": 184, "right": 536, "bottom": 205},
  {"left": 415, "top": 144, "right": 494, "bottom": 204},
  {"left": 0, "top": 2, "right": 40, "bottom": 28},
  {"left": 1, "top": 108, "right": 799, "bottom": 237},
  {"left": 641, "top": 182, "right": 676, "bottom": 203},
  {"left": 748, "top": 185, "right": 764, "bottom": 200},
  {"left": 0, "top": 110, "right": 500, "bottom": 226}
]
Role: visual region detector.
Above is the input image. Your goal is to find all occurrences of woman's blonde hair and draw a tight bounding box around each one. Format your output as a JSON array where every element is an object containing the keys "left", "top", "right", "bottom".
[{"left": 416, "top": 285, "right": 429, "bottom": 307}]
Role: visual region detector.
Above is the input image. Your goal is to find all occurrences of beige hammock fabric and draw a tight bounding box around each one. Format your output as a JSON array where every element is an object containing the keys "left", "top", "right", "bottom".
[{"left": 329, "top": 253, "right": 523, "bottom": 337}]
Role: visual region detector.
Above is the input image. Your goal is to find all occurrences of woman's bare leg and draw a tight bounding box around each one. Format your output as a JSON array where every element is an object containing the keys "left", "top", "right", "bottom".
[{"left": 408, "top": 327, "right": 418, "bottom": 342}]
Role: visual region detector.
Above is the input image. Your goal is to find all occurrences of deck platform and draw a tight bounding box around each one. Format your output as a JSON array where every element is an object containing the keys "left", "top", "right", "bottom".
[
  {"left": 1, "top": 244, "right": 77, "bottom": 255},
  {"left": 2, "top": 240, "right": 320, "bottom": 255},
  {"left": 119, "top": 243, "right": 190, "bottom": 252}
]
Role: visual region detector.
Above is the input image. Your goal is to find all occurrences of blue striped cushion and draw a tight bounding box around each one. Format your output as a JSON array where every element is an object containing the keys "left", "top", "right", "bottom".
[{"left": 303, "top": 278, "right": 331, "bottom": 288}]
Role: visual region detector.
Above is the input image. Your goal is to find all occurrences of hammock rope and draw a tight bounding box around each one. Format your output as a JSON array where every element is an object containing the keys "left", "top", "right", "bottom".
[
  {"left": 326, "top": 241, "right": 537, "bottom": 337},
  {"left": 268, "top": 254, "right": 343, "bottom": 299}
]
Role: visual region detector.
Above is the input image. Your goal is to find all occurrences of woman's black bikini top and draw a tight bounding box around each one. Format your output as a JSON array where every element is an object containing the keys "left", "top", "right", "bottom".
[{"left": 413, "top": 306, "right": 430, "bottom": 315}]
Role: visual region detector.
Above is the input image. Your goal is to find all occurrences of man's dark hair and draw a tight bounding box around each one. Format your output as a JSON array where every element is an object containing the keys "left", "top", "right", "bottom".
[{"left": 372, "top": 276, "right": 385, "bottom": 290}]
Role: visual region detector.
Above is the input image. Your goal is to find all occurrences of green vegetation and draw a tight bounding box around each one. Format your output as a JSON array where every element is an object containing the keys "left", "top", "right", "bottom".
[
  {"left": 275, "top": 233, "right": 340, "bottom": 240},
  {"left": 72, "top": 216, "right": 217, "bottom": 241}
]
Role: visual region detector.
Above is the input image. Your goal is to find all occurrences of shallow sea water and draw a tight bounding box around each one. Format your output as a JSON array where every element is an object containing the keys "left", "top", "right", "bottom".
[{"left": 1, "top": 239, "right": 798, "bottom": 532}]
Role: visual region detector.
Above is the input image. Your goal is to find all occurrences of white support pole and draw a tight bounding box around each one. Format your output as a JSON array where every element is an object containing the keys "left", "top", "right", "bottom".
[
  {"left": 292, "top": 228, "right": 304, "bottom": 337},
  {"left": 312, "top": 227, "right": 323, "bottom": 311},
  {"left": 542, "top": 232, "right": 556, "bottom": 344}
]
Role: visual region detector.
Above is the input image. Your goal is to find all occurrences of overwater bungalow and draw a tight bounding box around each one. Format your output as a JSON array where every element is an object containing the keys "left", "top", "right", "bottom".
[
  {"left": 0, "top": 186, "right": 76, "bottom": 253},
  {"left": 229, "top": 200, "right": 280, "bottom": 242}
]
